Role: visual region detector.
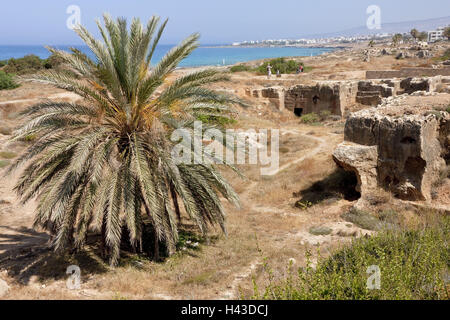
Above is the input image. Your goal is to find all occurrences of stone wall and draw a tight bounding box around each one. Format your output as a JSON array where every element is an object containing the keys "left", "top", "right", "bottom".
[
  {"left": 355, "top": 81, "right": 396, "bottom": 106},
  {"left": 245, "top": 87, "right": 286, "bottom": 110},
  {"left": 284, "top": 82, "right": 357, "bottom": 116},
  {"left": 399, "top": 77, "right": 442, "bottom": 94},
  {"left": 334, "top": 106, "right": 449, "bottom": 202},
  {"left": 366, "top": 67, "right": 450, "bottom": 80}
]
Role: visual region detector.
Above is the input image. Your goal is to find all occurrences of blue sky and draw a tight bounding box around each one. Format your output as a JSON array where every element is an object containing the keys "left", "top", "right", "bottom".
[{"left": 0, "top": 0, "right": 449, "bottom": 45}]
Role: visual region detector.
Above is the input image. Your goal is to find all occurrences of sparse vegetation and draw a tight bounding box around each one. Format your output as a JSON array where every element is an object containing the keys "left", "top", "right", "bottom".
[
  {"left": 2, "top": 53, "right": 64, "bottom": 75},
  {"left": 309, "top": 226, "right": 332, "bottom": 236},
  {"left": 299, "top": 111, "right": 333, "bottom": 125},
  {"left": 341, "top": 208, "right": 381, "bottom": 230},
  {"left": 0, "top": 160, "right": 10, "bottom": 168},
  {"left": 3, "top": 54, "right": 44, "bottom": 75},
  {"left": 0, "top": 151, "right": 17, "bottom": 159},
  {"left": 299, "top": 112, "right": 320, "bottom": 124},
  {"left": 444, "top": 27, "right": 450, "bottom": 41},
  {"left": 0, "top": 70, "right": 20, "bottom": 90},
  {"left": 253, "top": 214, "right": 449, "bottom": 300},
  {"left": 229, "top": 64, "right": 252, "bottom": 73},
  {"left": 256, "top": 58, "right": 305, "bottom": 75},
  {"left": 392, "top": 34, "right": 403, "bottom": 46}
]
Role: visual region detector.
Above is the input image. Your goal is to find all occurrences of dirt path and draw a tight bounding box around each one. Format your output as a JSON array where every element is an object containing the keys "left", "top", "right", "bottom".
[
  {"left": 265, "top": 131, "right": 326, "bottom": 176},
  {"left": 215, "top": 129, "right": 331, "bottom": 299},
  {"left": 0, "top": 92, "right": 79, "bottom": 106}
]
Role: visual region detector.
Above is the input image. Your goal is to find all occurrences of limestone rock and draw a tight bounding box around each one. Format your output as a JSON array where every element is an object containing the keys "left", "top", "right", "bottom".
[
  {"left": 0, "top": 279, "right": 10, "bottom": 298},
  {"left": 333, "top": 142, "right": 378, "bottom": 198},
  {"left": 334, "top": 104, "right": 449, "bottom": 202}
]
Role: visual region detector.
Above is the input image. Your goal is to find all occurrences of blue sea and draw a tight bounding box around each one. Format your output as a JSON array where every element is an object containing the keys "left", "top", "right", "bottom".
[{"left": 0, "top": 45, "right": 335, "bottom": 68}]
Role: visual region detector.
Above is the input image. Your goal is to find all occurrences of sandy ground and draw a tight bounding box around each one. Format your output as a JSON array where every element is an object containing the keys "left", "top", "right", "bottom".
[{"left": 0, "top": 42, "right": 449, "bottom": 299}]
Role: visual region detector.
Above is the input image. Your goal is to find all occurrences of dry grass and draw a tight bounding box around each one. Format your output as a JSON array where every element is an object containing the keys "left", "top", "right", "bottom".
[{"left": 0, "top": 151, "right": 17, "bottom": 159}]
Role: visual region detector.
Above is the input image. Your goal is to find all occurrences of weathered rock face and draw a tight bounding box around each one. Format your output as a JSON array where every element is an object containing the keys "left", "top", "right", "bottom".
[
  {"left": 333, "top": 143, "right": 378, "bottom": 198},
  {"left": 400, "top": 77, "right": 441, "bottom": 94},
  {"left": 334, "top": 105, "right": 449, "bottom": 201},
  {"left": 284, "top": 82, "right": 358, "bottom": 116},
  {"left": 356, "top": 81, "right": 396, "bottom": 106}
]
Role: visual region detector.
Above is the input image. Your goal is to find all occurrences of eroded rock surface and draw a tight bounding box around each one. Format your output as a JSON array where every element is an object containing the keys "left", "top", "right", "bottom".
[{"left": 334, "top": 98, "right": 449, "bottom": 202}]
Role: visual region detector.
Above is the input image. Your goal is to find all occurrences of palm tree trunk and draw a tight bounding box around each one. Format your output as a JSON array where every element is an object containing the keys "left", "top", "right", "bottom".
[
  {"left": 154, "top": 231, "right": 160, "bottom": 262},
  {"left": 143, "top": 203, "right": 160, "bottom": 261},
  {"left": 170, "top": 183, "right": 181, "bottom": 223},
  {"left": 101, "top": 215, "right": 107, "bottom": 258}
]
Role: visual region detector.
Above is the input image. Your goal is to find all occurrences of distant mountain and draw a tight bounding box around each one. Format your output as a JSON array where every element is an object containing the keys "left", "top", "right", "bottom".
[{"left": 302, "top": 16, "right": 450, "bottom": 38}]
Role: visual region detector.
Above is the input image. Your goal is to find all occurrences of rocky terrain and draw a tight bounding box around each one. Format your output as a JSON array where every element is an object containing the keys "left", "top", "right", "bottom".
[{"left": 0, "top": 41, "right": 449, "bottom": 299}]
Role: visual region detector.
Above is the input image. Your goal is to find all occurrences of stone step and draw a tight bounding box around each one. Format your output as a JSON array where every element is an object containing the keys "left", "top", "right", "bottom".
[{"left": 357, "top": 91, "right": 381, "bottom": 97}]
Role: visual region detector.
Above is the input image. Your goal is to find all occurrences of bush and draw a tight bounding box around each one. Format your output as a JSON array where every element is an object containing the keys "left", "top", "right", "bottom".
[
  {"left": 253, "top": 215, "right": 449, "bottom": 300},
  {"left": 319, "top": 110, "right": 331, "bottom": 121},
  {"left": 0, "top": 60, "right": 7, "bottom": 68},
  {"left": 309, "top": 226, "right": 332, "bottom": 236},
  {"left": 435, "top": 48, "right": 450, "bottom": 62},
  {"left": 3, "top": 54, "right": 44, "bottom": 75},
  {"left": 230, "top": 64, "right": 252, "bottom": 73},
  {"left": 256, "top": 58, "right": 303, "bottom": 75},
  {"left": 342, "top": 208, "right": 381, "bottom": 230},
  {"left": 0, "top": 71, "right": 19, "bottom": 90},
  {"left": 44, "top": 53, "right": 65, "bottom": 69},
  {"left": 299, "top": 112, "right": 320, "bottom": 124}
]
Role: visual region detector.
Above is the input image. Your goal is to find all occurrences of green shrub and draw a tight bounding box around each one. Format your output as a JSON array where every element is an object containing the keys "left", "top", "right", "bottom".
[
  {"left": 309, "top": 226, "right": 333, "bottom": 236},
  {"left": 434, "top": 48, "right": 450, "bottom": 62},
  {"left": 253, "top": 215, "right": 449, "bottom": 300},
  {"left": 0, "top": 60, "right": 7, "bottom": 68},
  {"left": 0, "top": 71, "right": 19, "bottom": 90},
  {"left": 319, "top": 110, "right": 331, "bottom": 121},
  {"left": 256, "top": 58, "right": 303, "bottom": 75},
  {"left": 446, "top": 106, "right": 450, "bottom": 113},
  {"left": 342, "top": 208, "right": 381, "bottom": 230},
  {"left": 230, "top": 64, "right": 252, "bottom": 73},
  {"left": 44, "top": 53, "right": 65, "bottom": 69},
  {"left": 3, "top": 54, "right": 44, "bottom": 75},
  {"left": 299, "top": 112, "right": 320, "bottom": 124}
]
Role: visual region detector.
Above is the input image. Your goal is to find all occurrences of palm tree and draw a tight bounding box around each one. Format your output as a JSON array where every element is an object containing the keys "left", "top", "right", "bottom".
[
  {"left": 445, "top": 27, "right": 450, "bottom": 41},
  {"left": 410, "top": 29, "right": 419, "bottom": 42},
  {"left": 9, "top": 14, "right": 242, "bottom": 266},
  {"left": 392, "top": 34, "right": 403, "bottom": 47}
]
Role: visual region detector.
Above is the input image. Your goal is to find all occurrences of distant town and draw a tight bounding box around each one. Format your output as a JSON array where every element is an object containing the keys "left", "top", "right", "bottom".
[{"left": 231, "top": 25, "right": 450, "bottom": 47}]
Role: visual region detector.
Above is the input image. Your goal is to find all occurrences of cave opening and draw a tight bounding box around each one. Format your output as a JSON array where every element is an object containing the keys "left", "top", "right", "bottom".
[{"left": 294, "top": 108, "right": 303, "bottom": 117}]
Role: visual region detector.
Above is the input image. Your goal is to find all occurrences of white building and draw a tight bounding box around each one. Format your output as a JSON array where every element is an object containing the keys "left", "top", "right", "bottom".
[{"left": 428, "top": 26, "right": 448, "bottom": 43}]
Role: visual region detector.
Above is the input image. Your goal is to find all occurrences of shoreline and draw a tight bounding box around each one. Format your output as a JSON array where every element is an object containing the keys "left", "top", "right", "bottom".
[{"left": 1, "top": 45, "right": 342, "bottom": 70}]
